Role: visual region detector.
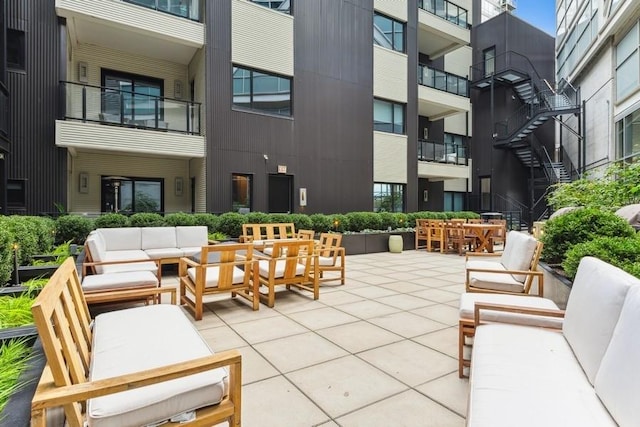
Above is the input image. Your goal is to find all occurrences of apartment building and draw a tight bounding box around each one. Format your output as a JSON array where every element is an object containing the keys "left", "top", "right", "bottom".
[
  {"left": 1, "top": 0, "right": 472, "bottom": 216},
  {"left": 556, "top": 0, "right": 640, "bottom": 175}
]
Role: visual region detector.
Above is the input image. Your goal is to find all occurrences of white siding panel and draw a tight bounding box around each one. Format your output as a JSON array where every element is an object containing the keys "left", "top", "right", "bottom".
[
  {"left": 56, "top": 121, "right": 205, "bottom": 158},
  {"left": 68, "top": 151, "right": 191, "bottom": 214},
  {"left": 444, "top": 178, "right": 469, "bottom": 192},
  {"left": 374, "top": 0, "right": 408, "bottom": 21},
  {"left": 444, "top": 46, "right": 472, "bottom": 77},
  {"left": 56, "top": 0, "right": 204, "bottom": 46},
  {"left": 374, "top": 132, "right": 407, "bottom": 183},
  {"left": 417, "top": 162, "right": 470, "bottom": 180},
  {"left": 232, "top": 0, "right": 294, "bottom": 76},
  {"left": 374, "top": 46, "right": 408, "bottom": 102},
  {"left": 444, "top": 112, "right": 469, "bottom": 136}
]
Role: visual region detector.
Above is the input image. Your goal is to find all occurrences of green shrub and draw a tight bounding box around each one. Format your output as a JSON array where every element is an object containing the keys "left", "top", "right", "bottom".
[
  {"left": 345, "top": 212, "right": 382, "bottom": 231},
  {"left": 309, "top": 214, "right": 333, "bottom": 233},
  {"left": 0, "top": 216, "right": 39, "bottom": 265},
  {"left": 55, "top": 215, "right": 95, "bottom": 244},
  {"left": 129, "top": 213, "right": 166, "bottom": 227},
  {"left": 392, "top": 213, "right": 409, "bottom": 228},
  {"left": 245, "top": 212, "right": 271, "bottom": 224},
  {"left": 0, "top": 227, "right": 12, "bottom": 286},
  {"left": 562, "top": 236, "right": 640, "bottom": 280},
  {"left": 378, "top": 212, "right": 395, "bottom": 229},
  {"left": 328, "top": 214, "right": 349, "bottom": 233},
  {"left": 0, "top": 338, "right": 33, "bottom": 416},
  {"left": 217, "top": 212, "right": 245, "bottom": 238},
  {"left": 541, "top": 207, "right": 635, "bottom": 264},
  {"left": 164, "top": 212, "right": 197, "bottom": 226},
  {"left": 93, "top": 213, "right": 129, "bottom": 229},
  {"left": 268, "top": 213, "right": 293, "bottom": 224},
  {"left": 30, "top": 217, "right": 56, "bottom": 253},
  {"left": 192, "top": 213, "right": 219, "bottom": 232},
  {"left": 208, "top": 231, "right": 229, "bottom": 241},
  {"left": 287, "top": 214, "right": 313, "bottom": 231}
]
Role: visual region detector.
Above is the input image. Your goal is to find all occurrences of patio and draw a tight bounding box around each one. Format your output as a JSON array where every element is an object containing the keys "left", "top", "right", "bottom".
[{"left": 155, "top": 249, "right": 469, "bottom": 426}]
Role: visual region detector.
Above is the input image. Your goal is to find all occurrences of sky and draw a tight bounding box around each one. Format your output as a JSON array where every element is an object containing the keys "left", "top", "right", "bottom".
[{"left": 513, "top": 0, "right": 557, "bottom": 36}]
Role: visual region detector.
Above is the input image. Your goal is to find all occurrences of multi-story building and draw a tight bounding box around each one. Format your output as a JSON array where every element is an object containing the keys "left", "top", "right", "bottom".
[
  {"left": 556, "top": 0, "right": 640, "bottom": 175},
  {"left": 0, "top": 0, "right": 8, "bottom": 214},
  {"left": 1, "top": 0, "right": 472, "bottom": 216}
]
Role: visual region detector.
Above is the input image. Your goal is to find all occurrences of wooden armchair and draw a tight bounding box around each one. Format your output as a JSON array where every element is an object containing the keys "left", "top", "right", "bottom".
[
  {"left": 315, "top": 233, "right": 346, "bottom": 285},
  {"left": 465, "top": 231, "right": 544, "bottom": 296},
  {"left": 427, "top": 220, "right": 447, "bottom": 253},
  {"left": 488, "top": 219, "right": 507, "bottom": 246},
  {"left": 447, "top": 221, "right": 475, "bottom": 255},
  {"left": 256, "top": 240, "right": 319, "bottom": 307},
  {"left": 415, "top": 219, "right": 429, "bottom": 250},
  {"left": 179, "top": 243, "right": 259, "bottom": 320}
]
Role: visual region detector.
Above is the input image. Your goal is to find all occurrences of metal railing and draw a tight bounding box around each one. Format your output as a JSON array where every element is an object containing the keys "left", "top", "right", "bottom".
[
  {"left": 417, "top": 139, "right": 467, "bottom": 165},
  {"left": 418, "top": 65, "right": 469, "bottom": 97},
  {"left": 469, "top": 51, "right": 546, "bottom": 86},
  {"left": 124, "top": 0, "right": 200, "bottom": 21},
  {"left": 418, "top": 0, "right": 469, "bottom": 29},
  {"left": 60, "top": 81, "right": 201, "bottom": 135}
]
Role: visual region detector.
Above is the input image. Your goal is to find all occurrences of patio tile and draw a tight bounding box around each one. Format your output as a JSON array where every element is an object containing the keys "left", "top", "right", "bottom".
[
  {"left": 287, "top": 306, "right": 359, "bottom": 330},
  {"left": 368, "top": 311, "right": 448, "bottom": 338},
  {"left": 318, "top": 290, "right": 366, "bottom": 306},
  {"left": 378, "top": 281, "right": 429, "bottom": 293},
  {"left": 253, "top": 332, "right": 348, "bottom": 373},
  {"left": 233, "top": 345, "right": 280, "bottom": 385},
  {"left": 287, "top": 355, "right": 407, "bottom": 418},
  {"left": 355, "top": 274, "right": 398, "bottom": 285},
  {"left": 230, "top": 315, "right": 308, "bottom": 344},
  {"left": 411, "top": 288, "right": 460, "bottom": 303},
  {"left": 317, "top": 321, "right": 403, "bottom": 353},
  {"left": 358, "top": 340, "right": 457, "bottom": 386},
  {"left": 335, "top": 299, "right": 401, "bottom": 320},
  {"left": 412, "top": 304, "right": 460, "bottom": 326},
  {"left": 413, "top": 326, "right": 460, "bottom": 359},
  {"left": 416, "top": 372, "right": 469, "bottom": 418},
  {"left": 375, "top": 293, "right": 435, "bottom": 310},
  {"left": 197, "top": 324, "right": 248, "bottom": 351},
  {"left": 204, "top": 301, "right": 280, "bottom": 325},
  {"left": 335, "top": 389, "right": 465, "bottom": 427},
  {"left": 347, "top": 285, "right": 399, "bottom": 299}
]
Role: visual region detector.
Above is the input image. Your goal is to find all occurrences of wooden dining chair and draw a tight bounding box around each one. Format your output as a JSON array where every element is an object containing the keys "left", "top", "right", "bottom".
[
  {"left": 415, "top": 219, "right": 430, "bottom": 250},
  {"left": 427, "top": 220, "right": 447, "bottom": 253},
  {"left": 315, "top": 233, "right": 346, "bottom": 285},
  {"left": 488, "top": 219, "right": 507, "bottom": 247}
]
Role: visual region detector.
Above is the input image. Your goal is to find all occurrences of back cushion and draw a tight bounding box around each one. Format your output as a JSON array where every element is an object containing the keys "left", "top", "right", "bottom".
[
  {"left": 499, "top": 231, "right": 538, "bottom": 282},
  {"left": 594, "top": 285, "right": 640, "bottom": 426},
  {"left": 86, "top": 232, "right": 106, "bottom": 261},
  {"left": 141, "top": 227, "right": 177, "bottom": 250},
  {"left": 176, "top": 226, "right": 208, "bottom": 248},
  {"left": 98, "top": 228, "right": 142, "bottom": 251},
  {"left": 563, "top": 257, "right": 639, "bottom": 384}
]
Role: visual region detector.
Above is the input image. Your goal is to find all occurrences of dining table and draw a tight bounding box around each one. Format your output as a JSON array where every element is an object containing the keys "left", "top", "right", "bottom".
[{"left": 463, "top": 223, "right": 505, "bottom": 253}]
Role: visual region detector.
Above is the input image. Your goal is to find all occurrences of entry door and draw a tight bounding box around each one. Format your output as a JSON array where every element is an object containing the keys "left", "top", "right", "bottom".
[{"left": 268, "top": 174, "right": 292, "bottom": 213}]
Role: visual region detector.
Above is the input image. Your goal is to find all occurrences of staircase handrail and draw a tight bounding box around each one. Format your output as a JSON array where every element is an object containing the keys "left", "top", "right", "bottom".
[
  {"left": 470, "top": 51, "right": 548, "bottom": 91},
  {"left": 560, "top": 145, "right": 581, "bottom": 180}
]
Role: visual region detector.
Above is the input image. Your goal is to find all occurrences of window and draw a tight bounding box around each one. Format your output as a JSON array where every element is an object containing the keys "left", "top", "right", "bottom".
[
  {"left": 444, "top": 192, "right": 464, "bottom": 211},
  {"left": 616, "top": 108, "right": 640, "bottom": 163},
  {"left": 101, "top": 177, "right": 163, "bottom": 213},
  {"left": 616, "top": 21, "right": 639, "bottom": 101},
  {"left": 7, "top": 179, "right": 26, "bottom": 209},
  {"left": 232, "top": 174, "right": 252, "bottom": 211},
  {"left": 480, "top": 176, "right": 491, "bottom": 211},
  {"left": 101, "top": 70, "right": 164, "bottom": 123},
  {"left": 250, "top": 0, "right": 291, "bottom": 14},
  {"left": 374, "top": 183, "right": 404, "bottom": 212},
  {"left": 374, "top": 98, "right": 405, "bottom": 134},
  {"left": 7, "top": 29, "right": 25, "bottom": 71},
  {"left": 373, "top": 13, "right": 405, "bottom": 53},
  {"left": 483, "top": 47, "right": 495, "bottom": 77},
  {"left": 233, "top": 66, "right": 292, "bottom": 116}
]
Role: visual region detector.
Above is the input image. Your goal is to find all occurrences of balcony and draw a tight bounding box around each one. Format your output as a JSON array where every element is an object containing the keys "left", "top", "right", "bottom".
[
  {"left": 56, "top": 81, "right": 204, "bottom": 158},
  {"left": 417, "top": 0, "right": 470, "bottom": 59},
  {"left": 56, "top": 0, "right": 204, "bottom": 64},
  {"left": 417, "top": 139, "right": 470, "bottom": 180},
  {"left": 417, "top": 66, "right": 470, "bottom": 121}
]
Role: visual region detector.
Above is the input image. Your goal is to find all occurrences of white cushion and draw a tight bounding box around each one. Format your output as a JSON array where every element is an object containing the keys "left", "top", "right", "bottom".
[
  {"left": 144, "top": 248, "right": 184, "bottom": 259},
  {"left": 86, "top": 234, "right": 106, "bottom": 262},
  {"left": 176, "top": 226, "right": 208, "bottom": 248},
  {"left": 468, "top": 324, "right": 617, "bottom": 427},
  {"left": 258, "top": 259, "right": 305, "bottom": 278},
  {"left": 499, "top": 231, "right": 538, "bottom": 282},
  {"left": 99, "top": 251, "right": 157, "bottom": 275},
  {"left": 562, "top": 257, "right": 638, "bottom": 384},
  {"left": 595, "top": 286, "right": 640, "bottom": 426},
  {"left": 141, "top": 227, "right": 177, "bottom": 250},
  {"left": 97, "top": 228, "right": 142, "bottom": 251},
  {"left": 82, "top": 271, "right": 158, "bottom": 292},
  {"left": 187, "top": 266, "right": 246, "bottom": 288},
  {"left": 468, "top": 270, "right": 525, "bottom": 293},
  {"left": 88, "top": 305, "right": 227, "bottom": 427},
  {"left": 180, "top": 246, "right": 202, "bottom": 257},
  {"left": 318, "top": 256, "right": 338, "bottom": 266},
  {"left": 459, "top": 293, "right": 562, "bottom": 328}
]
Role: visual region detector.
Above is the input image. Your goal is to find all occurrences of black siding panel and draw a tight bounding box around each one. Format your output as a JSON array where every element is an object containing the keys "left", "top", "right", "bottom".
[
  {"left": 406, "top": 1, "right": 418, "bottom": 212},
  {"left": 6, "top": 0, "right": 64, "bottom": 215}
]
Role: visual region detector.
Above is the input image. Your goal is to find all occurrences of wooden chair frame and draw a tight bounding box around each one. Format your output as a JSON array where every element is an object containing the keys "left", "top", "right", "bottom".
[
  {"left": 179, "top": 243, "right": 259, "bottom": 320},
  {"left": 427, "top": 220, "right": 447, "bottom": 253},
  {"left": 239, "top": 223, "right": 296, "bottom": 249},
  {"left": 315, "top": 233, "right": 346, "bottom": 285},
  {"left": 415, "top": 219, "right": 429, "bottom": 250},
  {"left": 256, "top": 240, "right": 319, "bottom": 308},
  {"left": 30, "top": 258, "right": 242, "bottom": 427}
]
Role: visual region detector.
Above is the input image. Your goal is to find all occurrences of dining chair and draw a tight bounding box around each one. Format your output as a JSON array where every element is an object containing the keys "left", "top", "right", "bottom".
[
  {"left": 447, "top": 221, "right": 475, "bottom": 255},
  {"left": 415, "top": 219, "right": 430, "bottom": 250},
  {"left": 315, "top": 232, "right": 345, "bottom": 285},
  {"left": 427, "top": 220, "right": 447, "bottom": 253},
  {"left": 488, "top": 219, "right": 507, "bottom": 247}
]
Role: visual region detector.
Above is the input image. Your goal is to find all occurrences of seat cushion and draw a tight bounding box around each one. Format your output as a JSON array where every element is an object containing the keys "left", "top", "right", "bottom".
[
  {"left": 499, "top": 231, "right": 538, "bottom": 282},
  {"left": 187, "top": 266, "right": 246, "bottom": 288},
  {"left": 86, "top": 232, "right": 106, "bottom": 262},
  {"left": 180, "top": 246, "right": 202, "bottom": 257},
  {"left": 459, "top": 293, "right": 561, "bottom": 328},
  {"left": 100, "top": 251, "right": 157, "bottom": 275},
  {"left": 97, "top": 228, "right": 142, "bottom": 251},
  {"left": 88, "top": 305, "right": 227, "bottom": 427},
  {"left": 562, "top": 257, "right": 639, "bottom": 384},
  {"left": 141, "top": 227, "right": 178, "bottom": 250},
  {"left": 144, "top": 248, "right": 184, "bottom": 260},
  {"left": 468, "top": 324, "right": 616, "bottom": 427},
  {"left": 82, "top": 271, "right": 158, "bottom": 292},
  {"left": 176, "top": 226, "right": 208, "bottom": 248},
  {"left": 258, "top": 259, "right": 305, "bottom": 278},
  {"left": 468, "top": 271, "right": 525, "bottom": 293},
  {"left": 318, "top": 255, "right": 337, "bottom": 266}
]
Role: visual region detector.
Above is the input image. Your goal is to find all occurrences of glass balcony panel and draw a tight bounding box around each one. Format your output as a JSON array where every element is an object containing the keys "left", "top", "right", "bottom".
[
  {"left": 419, "top": 0, "right": 468, "bottom": 29},
  {"left": 123, "top": 0, "right": 199, "bottom": 21}
]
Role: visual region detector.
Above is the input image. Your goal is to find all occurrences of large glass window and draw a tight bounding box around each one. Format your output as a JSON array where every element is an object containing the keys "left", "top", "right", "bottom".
[
  {"left": 374, "top": 98, "right": 405, "bottom": 134},
  {"left": 616, "top": 21, "right": 639, "bottom": 101},
  {"left": 373, "top": 13, "right": 405, "bottom": 53},
  {"left": 101, "top": 70, "right": 163, "bottom": 123},
  {"left": 250, "top": 0, "right": 291, "bottom": 14},
  {"left": 233, "top": 66, "right": 292, "bottom": 116},
  {"left": 480, "top": 176, "right": 491, "bottom": 211},
  {"left": 616, "top": 108, "right": 640, "bottom": 163},
  {"left": 7, "top": 179, "right": 26, "bottom": 210},
  {"left": 232, "top": 174, "right": 252, "bottom": 212},
  {"left": 444, "top": 192, "right": 464, "bottom": 211},
  {"left": 7, "top": 29, "right": 25, "bottom": 71},
  {"left": 374, "top": 183, "right": 405, "bottom": 212},
  {"left": 101, "top": 177, "right": 163, "bottom": 213},
  {"left": 483, "top": 47, "right": 495, "bottom": 77}
]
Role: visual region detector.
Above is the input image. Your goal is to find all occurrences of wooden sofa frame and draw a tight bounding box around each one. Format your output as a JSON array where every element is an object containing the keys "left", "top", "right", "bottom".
[
  {"left": 239, "top": 223, "right": 296, "bottom": 248},
  {"left": 30, "top": 258, "right": 242, "bottom": 427}
]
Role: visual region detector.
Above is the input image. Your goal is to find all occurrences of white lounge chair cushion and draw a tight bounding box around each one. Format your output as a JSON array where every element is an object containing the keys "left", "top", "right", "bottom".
[
  {"left": 318, "top": 256, "right": 338, "bottom": 266},
  {"left": 258, "top": 260, "right": 305, "bottom": 278},
  {"left": 97, "top": 228, "right": 143, "bottom": 251},
  {"left": 187, "top": 266, "right": 246, "bottom": 288},
  {"left": 562, "top": 257, "right": 637, "bottom": 384},
  {"left": 594, "top": 286, "right": 640, "bottom": 426},
  {"left": 459, "top": 293, "right": 562, "bottom": 328},
  {"left": 145, "top": 248, "right": 184, "bottom": 259},
  {"left": 176, "top": 226, "right": 209, "bottom": 248},
  {"left": 180, "top": 246, "right": 202, "bottom": 257},
  {"left": 466, "top": 260, "right": 524, "bottom": 293},
  {"left": 499, "top": 231, "right": 538, "bottom": 282},
  {"left": 99, "top": 251, "right": 158, "bottom": 275},
  {"left": 86, "top": 232, "right": 106, "bottom": 261},
  {"left": 141, "top": 227, "right": 178, "bottom": 250},
  {"left": 82, "top": 271, "right": 158, "bottom": 292},
  {"left": 88, "top": 305, "right": 227, "bottom": 427},
  {"left": 468, "top": 323, "right": 617, "bottom": 427}
]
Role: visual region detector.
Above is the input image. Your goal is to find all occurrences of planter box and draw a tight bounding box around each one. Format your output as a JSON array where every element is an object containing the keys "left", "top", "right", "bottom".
[
  {"left": 539, "top": 262, "right": 572, "bottom": 309},
  {"left": 342, "top": 231, "right": 416, "bottom": 255},
  {"left": 16, "top": 265, "right": 59, "bottom": 282}
]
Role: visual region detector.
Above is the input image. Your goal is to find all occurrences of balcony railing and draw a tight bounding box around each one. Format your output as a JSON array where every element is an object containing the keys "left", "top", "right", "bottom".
[
  {"left": 60, "top": 81, "right": 201, "bottom": 135},
  {"left": 418, "top": 139, "right": 467, "bottom": 164},
  {"left": 418, "top": 65, "right": 469, "bottom": 97},
  {"left": 418, "top": 0, "right": 469, "bottom": 29},
  {"left": 123, "top": 0, "right": 199, "bottom": 21}
]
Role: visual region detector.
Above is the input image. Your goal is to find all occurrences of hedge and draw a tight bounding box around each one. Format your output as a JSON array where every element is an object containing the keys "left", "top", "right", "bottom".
[{"left": 563, "top": 236, "right": 640, "bottom": 280}]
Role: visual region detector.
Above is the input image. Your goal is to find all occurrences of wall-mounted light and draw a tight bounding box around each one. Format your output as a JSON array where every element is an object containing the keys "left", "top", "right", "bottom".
[
  {"left": 263, "top": 154, "right": 269, "bottom": 161},
  {"left": 78, "top": 61, "right": 88, "bottom": 83}
]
